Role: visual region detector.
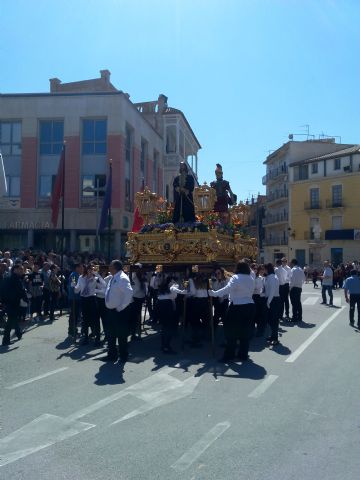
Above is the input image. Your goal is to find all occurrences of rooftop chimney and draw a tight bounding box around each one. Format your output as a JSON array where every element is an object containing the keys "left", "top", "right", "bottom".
[
  {"left": 49, "top": 78, "right": 61, "bottom": 92},
  {"left": 100, "top": 69, "right": 111, "bottom": 83}
]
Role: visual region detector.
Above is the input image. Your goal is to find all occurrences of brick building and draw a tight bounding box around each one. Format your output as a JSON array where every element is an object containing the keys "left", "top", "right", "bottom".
[{"left": 0, "top": 70, "right": 201, "bottom": 255}]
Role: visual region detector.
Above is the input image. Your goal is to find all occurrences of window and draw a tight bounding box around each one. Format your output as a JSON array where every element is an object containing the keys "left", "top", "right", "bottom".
[
  {"left": 153, "top": 150, "right": 158, "bottom": 192},
  {"left": 140, "top": 139, "right": 147, "bottom": 183},
  {"left": 82, "top": 119, "right": 107, "bottom": 155},
  {"left": 310, "top": 217, "right": 320, "bottom": 240},
  {"left": 125, "top": 125, "right": 132, "bottom": 210},
  {"left": 39, "top": 175, "right": 56, "bottom": 197},
  {"left": 332, "top": 184, "right": 342, "bottom": 207},
  {"left": 310, "top": 188, "right": 319, "bottom": 208},
  {"left": 332, "top": 216, "right": 343, "bottom": 229},
  {"left": 166, "top": 125, "right": 176, "bottom": 153},
  {"left": 0, "top": 122, "right": 21, "bottom": 155},
  {"left": 311, "top": 163, "right": 318, "bottom": 174},
  {"left": 39, "top": 121, "right": 63, "bottom": 154},
  {"left": 4, "top": 176, "right": 20, "bottom": 197},
  {"left": 334, "top": 158, "right": 341, "bottom": 170},
  {"left": 81, "top": 175, "right": 106, "bottom": 197}
]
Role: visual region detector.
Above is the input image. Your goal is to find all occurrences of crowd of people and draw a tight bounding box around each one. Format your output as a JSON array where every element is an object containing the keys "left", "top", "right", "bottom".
[{"left": 1, "top": 248, "right": 360, "bottom": 363}]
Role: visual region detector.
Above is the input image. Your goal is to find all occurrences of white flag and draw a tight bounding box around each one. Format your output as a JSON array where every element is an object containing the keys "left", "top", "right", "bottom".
[{"left": 0, "top": 152, "right": 7, "bottom": 196}]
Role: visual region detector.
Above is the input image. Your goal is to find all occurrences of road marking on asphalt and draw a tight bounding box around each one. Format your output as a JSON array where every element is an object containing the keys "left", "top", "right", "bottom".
[
  {"left": 171, "top": 421, "right": 230, "bottom": 472},
  {"left": 286, "top": 307, "right": 345, "bottom": 363},
  {"left": 5, "top": 367, "right": 69, "bottom": 390},
  {"left": 248, "top": 375, "right": 279, "bottom": 398},
  {"left": 303, "top": 297, "right": 318, "bottom": 306},
  {"left": 0, "top": 414, "right": 95, "bottom": 467},
  {"left": 0, "top": 361, "right": 197, "bottom": 467}
]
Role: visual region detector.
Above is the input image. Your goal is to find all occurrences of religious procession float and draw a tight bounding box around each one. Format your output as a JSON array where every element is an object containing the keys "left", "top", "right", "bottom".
[{"left": 126, "top": 163, "right": 257, "bottom": 270}]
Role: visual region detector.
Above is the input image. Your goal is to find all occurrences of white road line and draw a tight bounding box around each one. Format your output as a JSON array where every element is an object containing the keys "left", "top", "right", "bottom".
[
  {"left": 171, "top": 422, "right": 230, "bottom": 472},
  {"left": 333, "top": 296, "right": 342, "bottom": 307},
  {"left": 303, "top": 297, "right": 318, "bottom": 306},
  {"left": 248, "top": 375, "right": 279, "bottom": 398},
  {"left": 5, "top": 367, "right": 69, "bottom": 390},
  {"left": 286, "top": 307, "right": 345, "bottom": 363}
]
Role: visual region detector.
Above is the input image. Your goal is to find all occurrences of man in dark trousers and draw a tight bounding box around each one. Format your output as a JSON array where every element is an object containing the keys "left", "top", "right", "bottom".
[
  {"left": 103, "top": 260, "right": 133, "bottom": 362},
  {"left": 344, "top": 270, "right": 360, "bottom": 327},
  {"left": 2, "top": 263, "right": 29, "bottom": 346}
]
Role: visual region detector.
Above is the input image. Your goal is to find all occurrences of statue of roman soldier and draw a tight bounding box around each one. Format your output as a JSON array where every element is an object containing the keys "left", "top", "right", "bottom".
[{"left": 210, "top": 164, "right": 236, "bottom": 223}]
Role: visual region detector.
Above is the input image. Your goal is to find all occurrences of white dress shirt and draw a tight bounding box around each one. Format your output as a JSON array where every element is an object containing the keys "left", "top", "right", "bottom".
[
  {"left": 283, "top": 265, "right": 292, "bottom": 283},
  {"left": 290, "top": 267, "right": 305, "bottom": 289},
  {"left": 157, "top": 284, "right": 187, "bottom": 302},
  {"left": 275, "top": 266, "right": 287, "bottom": 286},
  {"left": 211, "top": 278, "right": 229, "bottom": 303},
  {"left": 264, "top": 274, "right": 280, "bottom": 305},
  {"left": 254, "top": 275, "right": 265, "bottom": 295},
  {"left": 189, "top": 278, "right": 208, "bottom": 298},
  {"left": 209, "top": 274, "right": 254, "bottom": 305},
  {"left": 105, "top": 270, "right": 133, "bottom": 312},
  {"left": 75, "top": 275, "right": 106, "bottom": 297},
  {"left": 95, "top": 275, "right": 111, "bottom": 299}
]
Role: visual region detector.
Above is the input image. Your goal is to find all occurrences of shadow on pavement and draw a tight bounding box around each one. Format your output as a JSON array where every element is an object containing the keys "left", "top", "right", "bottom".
[
  {"left": 216, "top": 360, "right": 267, "bottom": 380},
  {"left": 94, "top": 362, "right": 125, "bottom": 386}
]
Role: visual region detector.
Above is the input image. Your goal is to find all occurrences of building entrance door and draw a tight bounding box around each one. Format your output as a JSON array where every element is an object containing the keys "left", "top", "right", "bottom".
[
  {"left": 295, "top": 249, "right": 306, "bottom": 267},
  {"left": 331, "top": 248, "right": 343, "bottom": 267}
]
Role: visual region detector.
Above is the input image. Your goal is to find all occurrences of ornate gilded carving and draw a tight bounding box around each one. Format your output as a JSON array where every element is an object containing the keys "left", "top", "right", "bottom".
[
  {"left": 135, "top": 187, "right": 160, "bottom": 225},
  {"left": 229, "top": 203, "right": 249, "bottom": 227},
  {"left": 193, "top": 182, "right": 217, "bottom": 216},
  {"left": 126, "top": 229, "right": 258, "bottom": 265}
]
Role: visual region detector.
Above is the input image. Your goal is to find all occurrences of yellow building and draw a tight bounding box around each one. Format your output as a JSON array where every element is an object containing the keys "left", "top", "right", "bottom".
[{"left": 289, "top": 145, "right": 360, "bottom": 266}]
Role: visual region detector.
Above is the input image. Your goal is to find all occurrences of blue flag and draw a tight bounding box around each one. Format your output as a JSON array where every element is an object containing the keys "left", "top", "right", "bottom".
[{"left": 99, "top": 165, "right": 112, "bottom": 231}]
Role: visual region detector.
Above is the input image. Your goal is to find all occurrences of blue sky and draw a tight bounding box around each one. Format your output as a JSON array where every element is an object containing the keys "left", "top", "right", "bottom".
[{"left": 1, "top": 0, "right": 359, "bottom": 200}]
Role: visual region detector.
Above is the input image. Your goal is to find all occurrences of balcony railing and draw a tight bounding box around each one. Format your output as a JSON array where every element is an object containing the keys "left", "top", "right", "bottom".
[
  {"left": 263, "top": 212, "right": 289, "bottom": 226},
  {"left": 304, "top": 231, "right": 324, "bottom": 241},
  {"left": 262, "top": 165, "right": 288, "bottom": 185},
  {"left": 325, "top": 199, "right": 344, "bottom": 208},
  {"left": 267, "top": 191, "right": 288, "bottom": 203},
  {"left": 264, "top": 238, "right": 289, "bottom": 246},
  {"left": 304, "top": 201, "right": 322, "bottom": 210}
]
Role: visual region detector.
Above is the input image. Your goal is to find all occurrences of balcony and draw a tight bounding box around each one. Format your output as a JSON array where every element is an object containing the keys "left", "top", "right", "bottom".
[
  {"left": 304, "top": 231, "right": 324, "bottom": 241},
  {"left": 262, "top": 166, "right": 288, "bottom": 185},
  {"left": 263, "top": 212, "right": 289, "bottom": 226},
  {"left": 304, "top": 201, "right": 322, "bottom": 210},
  {"left": 325, "top": 199, "right": 344, "bottom": 209},
  {"left": 264, "top": 237, "right": 289, "bottom": 246},
  {"left": 267, "top": 191, "right": 289, "bottom": 205}
]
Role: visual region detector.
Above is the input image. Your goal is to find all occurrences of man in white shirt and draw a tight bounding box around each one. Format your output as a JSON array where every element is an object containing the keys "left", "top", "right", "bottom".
[
  {"left": 275, "top": 259, "right": 289, "bottom": 320},
  {"left": 103, "top": 260, "right": 133, "bottom": 362},
  {"left": 289, "top": 259, "right": 305, "bottom": 322},
  {"left": 281, "top": 257, "right": 292, "bottom": 318},
  {"left": 321, "top": 261, "right": 334, "bottom": 306}
]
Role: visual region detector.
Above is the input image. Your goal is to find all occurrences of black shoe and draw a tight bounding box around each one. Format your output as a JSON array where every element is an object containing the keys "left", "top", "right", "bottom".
[
  {"left": 80, "top": 338, "right": 89, "bottom": 346},
  {"left": 349, "top": 322, "right": 354, "bottom": 326},
  {"left": 119, "top": 356, "right": 128, "bottom": 363},
  {"left": 17, "top": 332, "right": 23, "bottom": 340},
  {"left": 2, "top": 340, "right": 10, "bottom": 346},
  {"left": 270, "top": 340, "right": 280, "bottom": 346},
  {"left": 320, "top": 302, "right": 327, "bottom": 305}
]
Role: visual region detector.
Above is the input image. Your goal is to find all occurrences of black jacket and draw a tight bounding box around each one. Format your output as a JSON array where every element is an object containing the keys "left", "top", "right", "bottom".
[{"left": 1, "top": 274, "right": 28, "bottom": 310}]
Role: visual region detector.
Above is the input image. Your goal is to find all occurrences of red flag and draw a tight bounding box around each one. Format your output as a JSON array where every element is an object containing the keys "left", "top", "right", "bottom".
[
  {"left": 131, "top": 179, "right": 145, "bottom": 232},
  {"left": 51, "top": 147, "right": 65, "bottom": 227}
]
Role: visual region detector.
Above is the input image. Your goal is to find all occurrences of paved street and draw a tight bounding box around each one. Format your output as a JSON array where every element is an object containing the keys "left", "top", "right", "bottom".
[{"left": 1, "top": 283, "right": 359, "bottom": 480}]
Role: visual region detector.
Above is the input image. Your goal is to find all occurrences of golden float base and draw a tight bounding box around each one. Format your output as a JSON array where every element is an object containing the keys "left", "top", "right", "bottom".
[{"left": 126, "top": 229, "right": 258, "bottom": 266}]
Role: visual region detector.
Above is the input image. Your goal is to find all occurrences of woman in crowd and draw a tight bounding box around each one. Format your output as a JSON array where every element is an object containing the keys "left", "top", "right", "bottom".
[
  {"left": 263, "top": 263, "right": 281, "bottom": 346},
  {"left": 95, "top": 265, "right": 111, "bottom": 341},
  {"left": 28, "top": 262, "right": 44, "bottom": 321},
  {"left": 211, "top": 267, "right": 229, "bottom": 329},
  {"left": 253, "top": 264, "right": 266, "bottom": 337},
  {"left": 75, "top": 264, "right": 105, "bottom": 346},
  {"left": 188, "top": 272, "right": 211, "bottom": 347},
  {"left": 130, "top": 263, "right": 147, "bottom": 340},
  {"left": 48, "top": 264, "right": 61, "bottom": 321},
  {"left": 209, "top": 261, "right": 255, "bottom": 362},
  {"left": 155, "top": 276, "right": 187, "bottom": 353}
]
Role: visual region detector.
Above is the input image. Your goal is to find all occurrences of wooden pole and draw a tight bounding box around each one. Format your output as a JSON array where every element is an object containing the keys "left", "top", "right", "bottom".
[{"left": 181, "top": 295, "right": 187, "bottom": 351}]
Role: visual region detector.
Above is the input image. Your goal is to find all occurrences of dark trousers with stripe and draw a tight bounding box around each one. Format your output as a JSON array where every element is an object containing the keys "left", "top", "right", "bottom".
[{"left": 223, "top": 303, "right": 256, "bottom": 358}]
